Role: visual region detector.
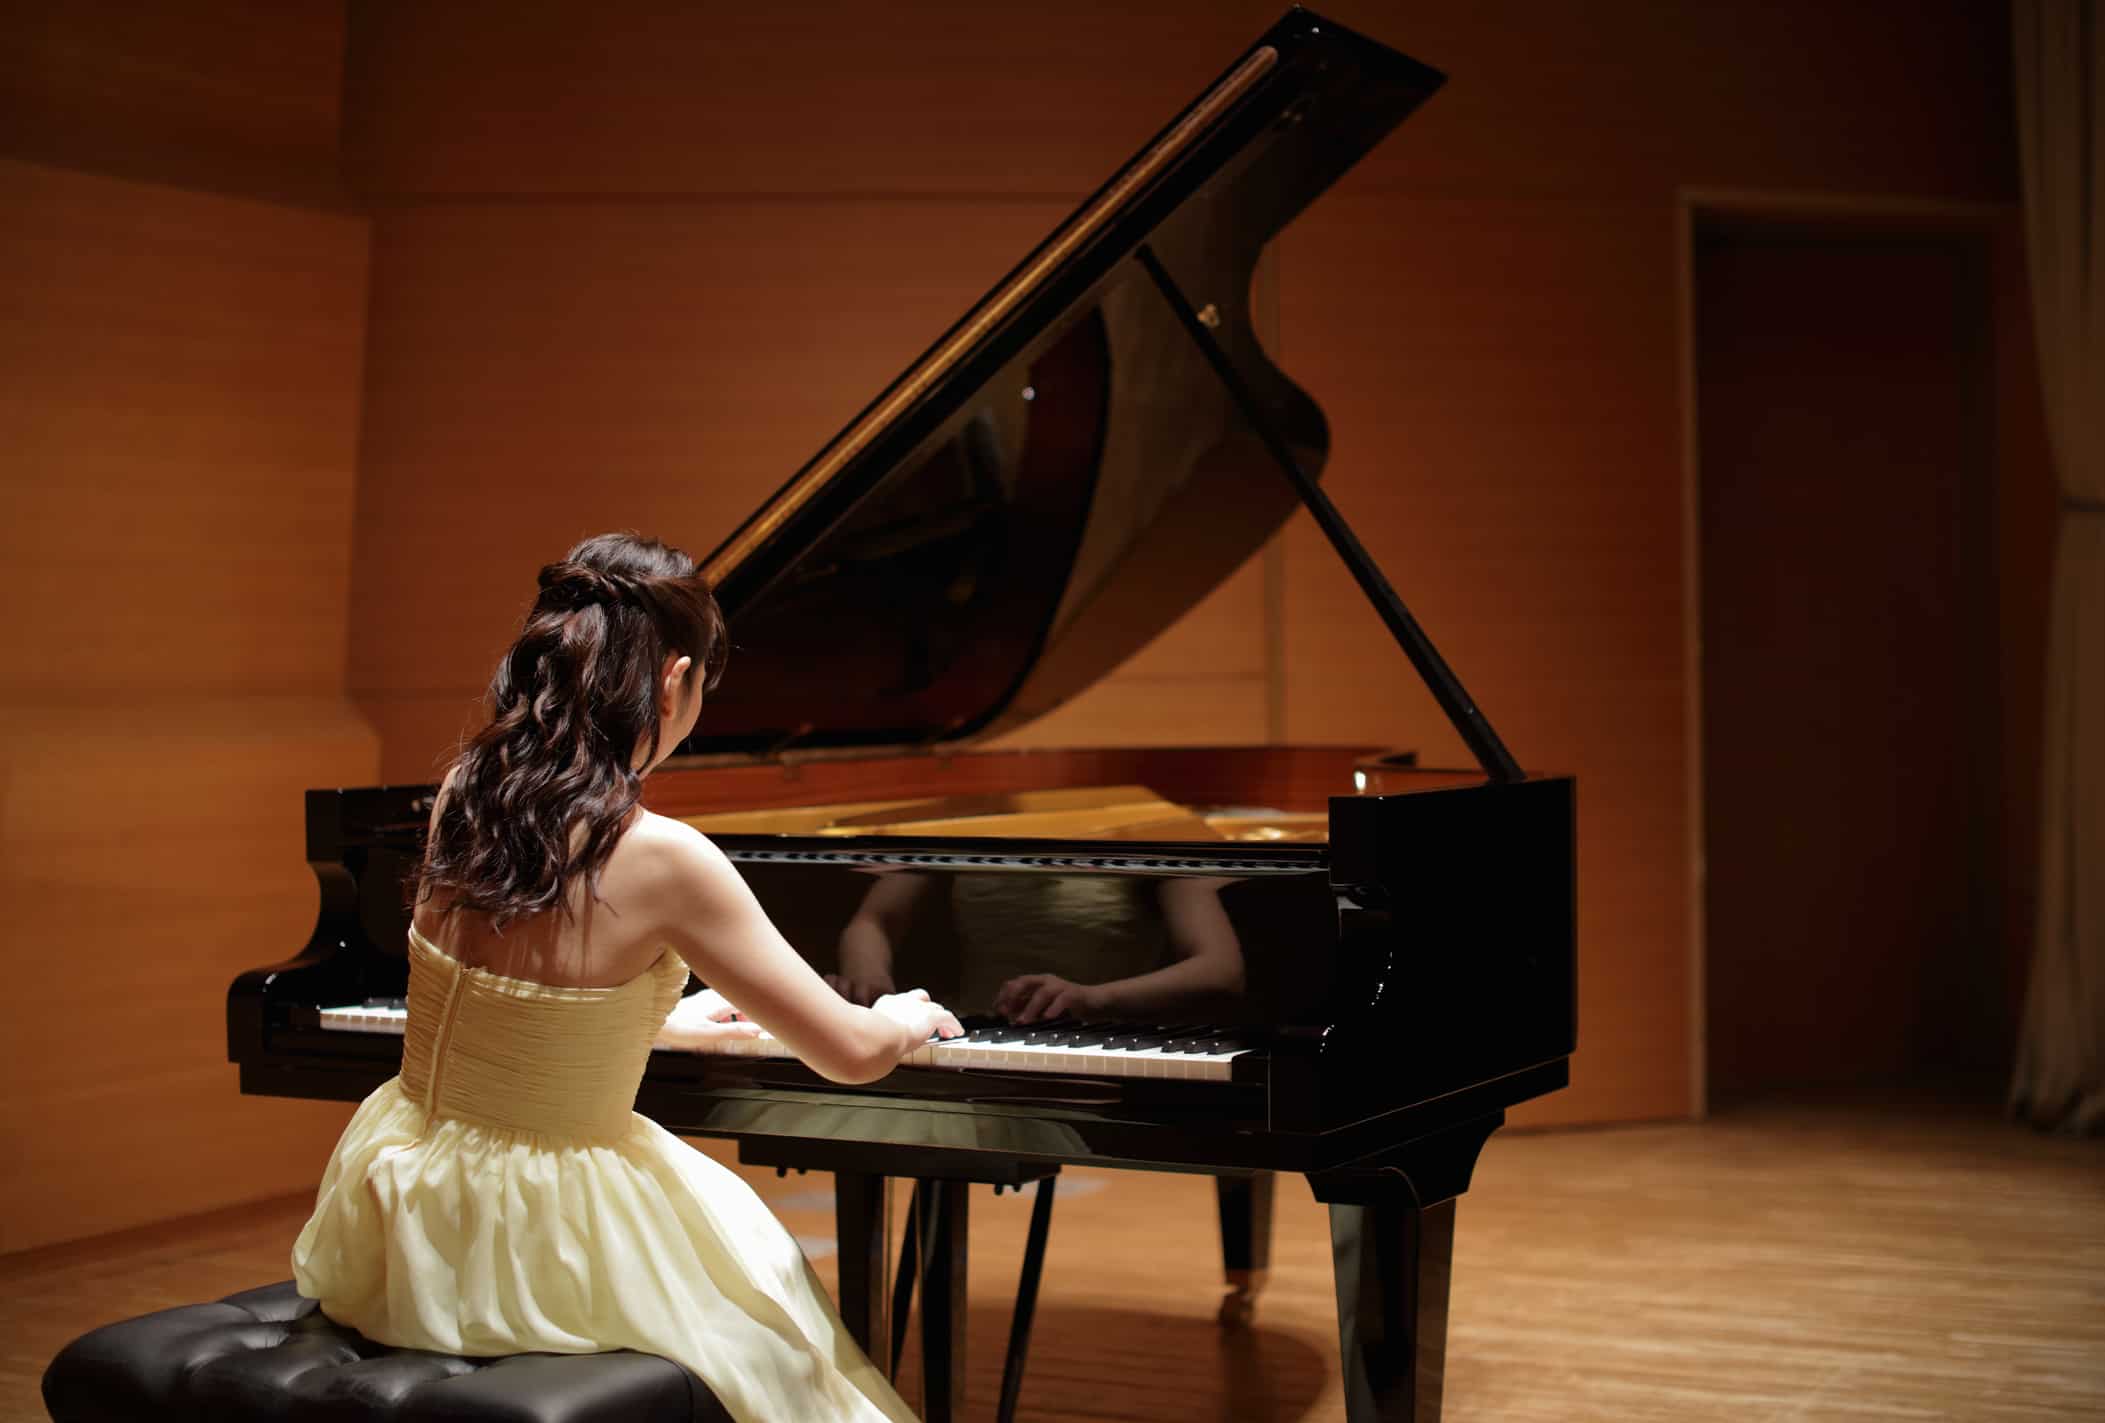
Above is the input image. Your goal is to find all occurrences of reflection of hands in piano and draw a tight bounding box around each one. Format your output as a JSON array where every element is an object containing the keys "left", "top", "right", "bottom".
[
  {"left": 654, "top": 987, "right": 766, "bottom": 1052},
  {"left": 995, "top": 878, "right": 1247, "bottom": 1023},
  {"left": 823, "top": 966, "right": 897, "bottom": 1006},
  {"left": 832, "top": 871, "right": 927, "bottom": 1004},
  {"left": 995, "top": 973, "right": 1103, "bottom": 1024}
]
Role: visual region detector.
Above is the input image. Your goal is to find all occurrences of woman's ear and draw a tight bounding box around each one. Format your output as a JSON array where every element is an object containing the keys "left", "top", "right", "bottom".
[{"left": 661, "top": 654, "right": 695, "bottom": 714}]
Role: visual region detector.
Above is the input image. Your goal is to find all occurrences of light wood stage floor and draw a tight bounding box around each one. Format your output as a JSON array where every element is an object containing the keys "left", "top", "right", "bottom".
[{"left": 4, "top": 1092, "right": 2099, "bottom": 1421}]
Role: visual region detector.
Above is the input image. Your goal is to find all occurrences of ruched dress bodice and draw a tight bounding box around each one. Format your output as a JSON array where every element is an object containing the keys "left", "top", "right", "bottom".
[
  {"left": 294, "top": 926, "right": 918, "bottom": 1423},
  {"left": 396, "top": 926, "right": 684, "bottom": 1143}
]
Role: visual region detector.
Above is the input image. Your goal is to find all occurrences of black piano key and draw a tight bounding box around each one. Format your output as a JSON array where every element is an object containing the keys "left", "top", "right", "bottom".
[
  {"left": 1162, "top": 1028, "right": 1230, "bottom": 1053},
  {"left": 1019, "top": 1018, "right": 1084, "bottom": 1044},
  {"left": 1103, "top": 1028, "right": 1174, "bottom": 1050},
  {"left": 1100, "top": 1026, "right": 1160, "bottom": 1049}
]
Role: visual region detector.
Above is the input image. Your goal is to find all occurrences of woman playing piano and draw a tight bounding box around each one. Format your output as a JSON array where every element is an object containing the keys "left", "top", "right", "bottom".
[{"left": 292, "top": 531, "right": 956, "bottom": 1423}]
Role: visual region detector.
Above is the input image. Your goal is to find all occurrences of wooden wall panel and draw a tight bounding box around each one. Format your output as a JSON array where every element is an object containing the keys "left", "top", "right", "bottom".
[
  {"left": 0, "top": 160, "right": 368, "bottom": 696},
  {"left": 1279, "top": 197, "right": 1689, "bottom": 1124},
  {"left": 1, "top": 158, "right": 374, "bottom": 1252},
  {"left": 0, "top": 0, "right": 348, "bottom": 203},
  {"left": 1316, "top": 0, "right": 2015, "bottom": 201},
  {"left": 346, "top": 1, "right": 2013, "bottom": 206},
  {"left": 0, "top": 703, "right": 372, "bottom": 1254},
  {"left": 345, "top": 2, "right": 1277, "bottom": 199}
]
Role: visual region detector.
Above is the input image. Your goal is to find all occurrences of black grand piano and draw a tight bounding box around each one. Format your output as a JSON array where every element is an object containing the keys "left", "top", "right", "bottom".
[{"left": 230, "top": 10, "right": 1575, "bottom": 1421}]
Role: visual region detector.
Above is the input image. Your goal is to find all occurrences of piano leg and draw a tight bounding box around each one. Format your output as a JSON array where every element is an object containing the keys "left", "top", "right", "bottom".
[
  {"left": 763, "top": 1146, "right": 1059, "bottom": 1419},
  {"left": 834, "top": 1171, "right": 891, "bottom": 1371},
  {"left": 1215, "top": 1171, "right": 1275, "bottom": 1326},
  {"left": 1326, "top": 1194, "right": 1456, "bottom": 1423},
  {"left": 996, "top": 1175, "right": 1057, "bottom": 1423},
  {"left": 916, "top": 1179, "right": 970, "bottom": 1423},
  {"left": 889, "top": 1185, "right": 920, "bottom": 1376}
]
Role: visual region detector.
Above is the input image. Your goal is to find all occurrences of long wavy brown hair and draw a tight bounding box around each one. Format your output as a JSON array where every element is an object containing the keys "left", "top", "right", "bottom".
[{"left": 418, "top": 532, "right": 728, "bottom": 929}]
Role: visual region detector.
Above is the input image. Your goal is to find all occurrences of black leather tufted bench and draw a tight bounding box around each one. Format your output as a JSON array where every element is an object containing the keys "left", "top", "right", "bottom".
[{"left": 42, "top": 1281, "right": 733, "bottom": 1422}]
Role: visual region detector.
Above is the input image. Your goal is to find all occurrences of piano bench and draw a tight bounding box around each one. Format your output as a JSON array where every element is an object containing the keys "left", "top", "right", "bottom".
[{"left": 42, "top": 1281, "right": 731, "bottom": 1423}]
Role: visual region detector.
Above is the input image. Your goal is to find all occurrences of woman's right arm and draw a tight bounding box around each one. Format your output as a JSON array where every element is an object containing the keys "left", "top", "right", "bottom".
[{"left": 643, "top": 817, "right": 960, "bottom": 1084}]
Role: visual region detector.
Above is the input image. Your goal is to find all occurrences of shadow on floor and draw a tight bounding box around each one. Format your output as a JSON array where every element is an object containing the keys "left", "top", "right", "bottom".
[{"left": 888, "top": 1299, "right": 1336, "bottom": 1422}]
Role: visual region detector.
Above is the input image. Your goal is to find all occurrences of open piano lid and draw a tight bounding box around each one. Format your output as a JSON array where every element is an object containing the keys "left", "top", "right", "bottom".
[{"left": 679, "top": 9, "right": 1444, "bottom": 762}]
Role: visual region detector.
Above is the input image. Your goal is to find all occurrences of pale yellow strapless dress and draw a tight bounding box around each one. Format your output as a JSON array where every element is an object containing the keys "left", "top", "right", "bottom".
[{"left": 293, "top": 926, "right": 919, "bottom": 1423}]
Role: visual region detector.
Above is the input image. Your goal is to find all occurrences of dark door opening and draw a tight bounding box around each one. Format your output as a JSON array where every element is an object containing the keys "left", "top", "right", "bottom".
[{"left": 1696, "top": 218, "right": 1997, "bottom": 1103}]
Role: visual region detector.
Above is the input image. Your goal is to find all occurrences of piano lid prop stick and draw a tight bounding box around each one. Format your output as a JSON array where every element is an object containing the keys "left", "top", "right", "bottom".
[{"left": 1132, "top": 242, "right": 1525, "bottom": 785}]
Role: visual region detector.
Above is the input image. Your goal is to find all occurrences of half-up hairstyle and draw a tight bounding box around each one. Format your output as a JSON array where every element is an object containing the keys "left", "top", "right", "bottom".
[{"left": 419, "top": 531, "right": 728, "bottom": 929}]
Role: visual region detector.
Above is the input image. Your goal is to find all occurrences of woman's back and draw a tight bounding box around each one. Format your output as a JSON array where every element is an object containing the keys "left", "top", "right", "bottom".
[{"left": 411, "top": 809, "right": 696, "bottom": 990}]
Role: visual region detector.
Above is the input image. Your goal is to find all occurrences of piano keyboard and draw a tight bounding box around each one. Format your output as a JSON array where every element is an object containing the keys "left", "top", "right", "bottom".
[{"left": 315, "top": 1002, "right": 1256, "bottom": 1082}]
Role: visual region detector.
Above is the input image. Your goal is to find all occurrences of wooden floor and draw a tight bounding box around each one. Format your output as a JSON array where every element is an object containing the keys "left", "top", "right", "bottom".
[{"left": 5, "top": 1091, "right": 2100, "bottom": 1421}]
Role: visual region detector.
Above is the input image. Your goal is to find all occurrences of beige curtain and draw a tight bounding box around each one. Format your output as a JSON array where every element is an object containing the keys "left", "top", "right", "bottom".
[{"left": 2011, "top": 0, "right": 2105, "bottom": 1134}]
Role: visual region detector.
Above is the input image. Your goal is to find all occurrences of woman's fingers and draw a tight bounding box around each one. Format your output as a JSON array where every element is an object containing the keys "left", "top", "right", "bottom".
[{"left": 655, "top": 1016, "right": 765, "bottom": 1051}]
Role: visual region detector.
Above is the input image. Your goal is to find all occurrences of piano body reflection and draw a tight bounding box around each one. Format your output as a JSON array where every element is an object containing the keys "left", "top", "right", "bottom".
[{"left": 230, "top": 10, "right": 1575, "bottom": 1421}]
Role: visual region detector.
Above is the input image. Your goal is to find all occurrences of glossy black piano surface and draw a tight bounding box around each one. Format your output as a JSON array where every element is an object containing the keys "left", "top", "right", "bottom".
[
  {"left": 237, "top": 753, "right": 1571, "bottom": 1157},
  {"left": 230, "top": 11, "right": 1575, "bottom": 1421}
]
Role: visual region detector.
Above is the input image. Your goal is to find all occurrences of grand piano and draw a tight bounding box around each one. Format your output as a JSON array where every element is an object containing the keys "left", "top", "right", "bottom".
[{"left": 229, "top": 9, "right": 1576, "bottom": 1421}]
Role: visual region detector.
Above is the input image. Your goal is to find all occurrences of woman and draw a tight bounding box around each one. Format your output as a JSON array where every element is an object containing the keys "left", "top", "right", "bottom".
[{"left": 294, "top": 531, "right": 960, "bottom": 1423}]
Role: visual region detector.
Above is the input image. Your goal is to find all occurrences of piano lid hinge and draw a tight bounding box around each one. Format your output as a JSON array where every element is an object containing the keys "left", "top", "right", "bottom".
[
  {"left": 908, "top": 716, "right": 970, "bottom": 763},
  {"left": 765, "top": 723, "right": 816, "bottom": 780}
]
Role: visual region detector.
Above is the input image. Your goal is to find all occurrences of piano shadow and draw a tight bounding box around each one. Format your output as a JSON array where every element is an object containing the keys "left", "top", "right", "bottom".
[{"left": 894, "top": 1300, "right": 1334, "bottom": 1423}]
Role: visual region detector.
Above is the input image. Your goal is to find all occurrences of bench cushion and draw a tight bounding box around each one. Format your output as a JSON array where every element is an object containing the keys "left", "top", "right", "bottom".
[{"left": 43, "top": 1281, "right": 731, "bottom": 1423}]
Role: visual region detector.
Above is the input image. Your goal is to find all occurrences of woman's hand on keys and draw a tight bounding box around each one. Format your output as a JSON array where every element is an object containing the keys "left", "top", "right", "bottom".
[
  {"left": 870, "top": 988, "right": 964, "bottom": 1048},
  {"left": 655, "top": 987, "right": 766, "bottom": 1051}
]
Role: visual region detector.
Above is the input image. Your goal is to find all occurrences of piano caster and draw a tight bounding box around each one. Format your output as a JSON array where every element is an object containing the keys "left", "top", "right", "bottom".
[{"left": 1217, "top": 1270, "right": 1265, "bottom": 1327}]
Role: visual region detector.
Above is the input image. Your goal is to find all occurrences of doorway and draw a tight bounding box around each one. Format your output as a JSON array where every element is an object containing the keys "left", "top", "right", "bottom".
[{"left": 1694, "top": 214, "right": 1998, "bottom": 1103}]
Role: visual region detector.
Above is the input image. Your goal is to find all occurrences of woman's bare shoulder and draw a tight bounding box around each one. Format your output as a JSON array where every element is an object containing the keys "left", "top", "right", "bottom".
[
  {"left": 619, "top": 810, "right": 732, "bottom": 885},
  {"left": 610, "top": 811, "right": 755, "bottom": 957}
]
